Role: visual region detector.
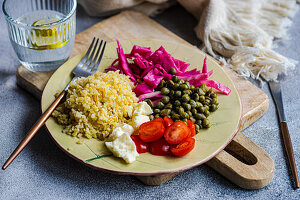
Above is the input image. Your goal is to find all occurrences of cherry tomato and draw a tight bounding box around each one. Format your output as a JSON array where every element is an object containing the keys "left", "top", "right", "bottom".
[
  {"left": 131, "top": 135, "right": 149, "bottom": 153},
  {"left": 171, "top": 138, "right": 195, "bottom": 156},
  {"left": 139, "top": 121, "right": 165, "bottom": 142},
  {"left": 149, "top": 138, "right": 170, "bottom": 156},
  {"left": 164, "top": 121, "right": 191, "bottom": 144},
  {"left": 163, "top": 116, "right": 173, "bottom": 127},
  {"left": 187, "top": 120, "right": 196, "bottom": 137},
  {"left": 152, "top": 117, "right": 165, "bottom": 125}
]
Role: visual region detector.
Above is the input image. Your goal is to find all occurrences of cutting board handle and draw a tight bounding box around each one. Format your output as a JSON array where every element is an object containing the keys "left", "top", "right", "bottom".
[{"left": 206, "top": 131, "right": 274, "bottom": 189}]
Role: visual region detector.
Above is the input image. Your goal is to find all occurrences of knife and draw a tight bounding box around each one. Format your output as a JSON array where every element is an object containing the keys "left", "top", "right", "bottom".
[{"left": 268, "top": 76, "right": 299, "bottom": 188}]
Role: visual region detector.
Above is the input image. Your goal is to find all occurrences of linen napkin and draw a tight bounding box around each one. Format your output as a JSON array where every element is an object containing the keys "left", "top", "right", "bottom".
[{"left": 78, "top": 0, "right": 299, "bottom": 82}]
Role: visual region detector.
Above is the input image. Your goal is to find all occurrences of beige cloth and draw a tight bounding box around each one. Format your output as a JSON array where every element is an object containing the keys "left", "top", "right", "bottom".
[{"left": 78, "top": 0, "right": 299, "bottom": 82}]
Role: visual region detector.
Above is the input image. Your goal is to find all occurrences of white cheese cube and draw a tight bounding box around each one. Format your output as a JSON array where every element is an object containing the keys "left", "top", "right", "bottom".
[
  {"left": 133, "top": 102, "right": 153, "bottom": 116},
  {"left": 107, "top": 124, "right": 134, "bottom": 141},
  {"left": 131, "top": 115, "right": 150, "bottom": 130},
  {"left": 105, "top": 133, "right": 139, "bottom": 164}
]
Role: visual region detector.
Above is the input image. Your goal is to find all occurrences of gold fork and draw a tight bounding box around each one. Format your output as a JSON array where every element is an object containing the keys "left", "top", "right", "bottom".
[{"left": 2, "top": 37, "right": 106, "bottom": 170}]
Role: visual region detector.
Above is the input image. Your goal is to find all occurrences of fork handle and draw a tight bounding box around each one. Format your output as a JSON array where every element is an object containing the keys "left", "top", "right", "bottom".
[{"left": 2, "top": 90, "right": 66, "bottom": 170}]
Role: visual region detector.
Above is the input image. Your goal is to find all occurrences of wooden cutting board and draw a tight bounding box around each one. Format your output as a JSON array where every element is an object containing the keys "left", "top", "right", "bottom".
[{"left": 16, "top": 11, "right": 274, "bottom": 189}]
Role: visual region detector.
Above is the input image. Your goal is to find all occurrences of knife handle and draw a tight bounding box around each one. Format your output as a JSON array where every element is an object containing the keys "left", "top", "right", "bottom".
[{"left": 280, "top": 121, "right": 299, "bottom": 188}]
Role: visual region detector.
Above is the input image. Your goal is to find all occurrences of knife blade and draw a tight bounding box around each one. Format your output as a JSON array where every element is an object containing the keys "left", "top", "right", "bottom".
[{"left": 268, "top": 76, "right": 299, "bottom": 188}]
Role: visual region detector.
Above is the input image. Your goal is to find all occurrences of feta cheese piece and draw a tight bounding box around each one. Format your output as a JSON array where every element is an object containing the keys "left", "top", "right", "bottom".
[
  {"left": 105, "top": 133, "right": 139, "bottom": 164},
  {"left": 107, "top": 124, "right": 134, "bottom": 141},
  {"left": 133, "top": 102, "right": 153, "bottom": 116},
  {"left": 131, "top": 115, "right": 150, "bottom": 130}
]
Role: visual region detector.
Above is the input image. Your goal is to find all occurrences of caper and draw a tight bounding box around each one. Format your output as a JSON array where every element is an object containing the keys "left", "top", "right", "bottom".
[
  {"left": 169, "top": 68, "right": 177, "bottom": 75},
  {"left": 190, "top": 117, "right": 196, "bottom": 123},
  {"left": 180, "top": 112, "right": 189, "bottom": 119},
  {"left": 175, "top": 90, "right": 182, "bottom": 98},
  {"left": 195, "top": 113, "right": 206, "bottom": 120},
  {"left": 211, "top": 98, "right": 218, "bottom": 104},
  {"left": 191, "top": 108, "right": 197, "bottom": 115},
  {"left": 171, "top": 76, "right": 179, "bottom": 82},
  {"left": 174, "top": 100, "right": 181, "bottom": 107},
  {"left": 171, "top": 110, "right": 176, "bottom": 116},
  {"left": 182, "top": 94, "right": 190, "bottom": 102},
  {"left": 210, "top": 104, "right": 218, "bottom": 112},
  {"left": 154, "top": 114, "right": 160, "bottom": 118},
  {"left": 195, "top": 124, "right": 200, "bottom": 133},
  {"left": 204, "top": 110, "right": 210, "bottom": 117},
  {"left": 169, "top": 90, "right": 175, "bottom": 98},
  {"left": 183, "top": 103, "right": 191, "bottom": 111},
  {"left": 204, "top": 99, "right": 210, "bottom": 105},
  {"left": 160, "top": 109, "right": 171, "bottom": 116},
  {"left": 156, "top": 102, "right": 164, "bottom": 109},
  {"left": 162, "top": 96, "right": 170, "bottom": 104},
  {"left": 196, "top": 101, "right": 203, "bottom": 108},
  {"left": 157, "top": 80, "right": 165, "bottom": 90},
  {"left": 167, "top": 80, "right": 175, "bottom": 88},
  {"left": 182, "top": 118, "right": 188, "bottom": 123},
  {"left": 198, "top": 106, "right": 205, "bottom": 113},
  {"left": 185, "top": 82, "right": 190, "bottom": 87},
  {"left": 178, "top": 79, "right": 185, "bottom": 85},
  {"left": 199, "top": 95, "right": 205, "bottom": 102},
  {"left": 203, "top": 118, "right": 210, "bottom": 128},
  {"left": 204, "top": 105, "right": 209, "bottom": 112},
  {"left": 183, "top": 90, "right": 190, "bottom": 94},
  {"left": 149, "top": 115, "right": 154, "bottom": 120},
  {"left": 161, "top": 87, "right": 170, "bottom": 95},
  {"left": 154, "top": 108, "right": 160, "bottom": 114},
  {"left": 172, "top": 114, "right": 180, "bottom": 120},
  {"left": 165, "top": 103, "right": 173, "bottom": 109},
  {"left": 189, "top": 100, "right": 197, "bottom": 108},
  {"left": 178, "top": 107, "right": 185, "bottom": 114},
  {"left": 187, "top": 111, "right": 192, "bottom": 118},
  {"left": 190, "top": 85, "right": 195, "bottom": 90},
  {"left": 192, "top": 93, "right": 200, "bottom": 101},
  {"left": 195, "top": 88, "right": 205, "bottom": 96},
  {"left": 196, "top": 120, "right": 202, "bottom": 127},
  {"left": 144, "top": 99, "right": 154, "bottom": 108},
  {"left": 180, "top": 84, "right": 189, "bottom": 90},
  {"left": 210, "top": 93, "right": 217, "bottom": 99},
  {"left": 200, "top": 84, "right": 207, "bottom": 93}
]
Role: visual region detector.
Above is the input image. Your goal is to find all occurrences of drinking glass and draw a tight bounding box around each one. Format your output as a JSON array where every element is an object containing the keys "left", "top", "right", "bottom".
[{"left": 2, "top": 0, "right": 77, "bottom": 72}]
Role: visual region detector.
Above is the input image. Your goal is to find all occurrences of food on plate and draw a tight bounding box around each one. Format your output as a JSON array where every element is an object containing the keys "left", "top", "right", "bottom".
[{"left": 52, "top": 71, "right": 139, "bottom": 140}]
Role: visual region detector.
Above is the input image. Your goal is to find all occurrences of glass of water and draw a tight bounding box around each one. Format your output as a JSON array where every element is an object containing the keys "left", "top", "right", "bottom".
[{"left": 2, "top": 0, "right": 77, "bottom": 72}]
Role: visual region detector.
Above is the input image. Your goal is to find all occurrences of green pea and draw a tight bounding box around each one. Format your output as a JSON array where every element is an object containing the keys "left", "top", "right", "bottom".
[
  {"left": 189, "top": 100, "right": 197, "bottom": 108},
  {"left": 169, "top": 68, "right": 177, "bottom": 75},
  {"left": 154, "top": 114, "right": 160, "bottom": 118},
  {"left": 191, "top": 108, "right": 197, "bottom": 115},
  {"left": 149, "top": 115, "right": 154, "bottom": 120},
  {"left": 161, "top": 87, "right": 170, "bottom": 95},
  {"left": 157, "top": 80, "right": 165, "bottom": 90},
  {"left": 154, "top": 108, "right": 160, "bottom": 114},
  {"left": 195, "top": 113, "right": 206, "bottom": 120},
  {"left": 199, "top": 95, "right": 205, "bottom": 102},
  {"left": 182, "top": 94, "right": 190, "bottom": 102},
  {"left": 174, "top": 100, "right": 181, "bottom": 107},
  {"left": 183, "top": 103, "right": 191, "bottom": 111},
  {"left": 171, "top": 76, "right": 179, "bottom": 82},
  {"left": 190, "top": 117, "right": 196, "bottom": 123},
  {"left": 172, "top": 114, "right": 180, "bottom": 120},
  {"left": 210, "top": 104, "right": 218, "bottom": 112},
  {"left": 162, "top": 96, "right": 170, "bottom": 104},
  {"left": 144, "top": 99, "right": 154, "bottom": 108},
  {"left": 203, "top": 118, "right": 210, "bottom": 128},
  {"left": 204, "top": 110, "right": 210, "bottom": 117},
  {"left": 175, "top": 90, "right": 182, "bottom": 98},
  {"left": 200, "top": 84, "right": 207, "bottom": 93},
  {"left": 192, "top": 93, "right": 200, "bottom": 101},
  {"left": 178, "top": 79, "right": 185, "bottom": 85},
  {"left": 165, "top": 103, "right": 173, "bottom": 109},
  {"left": 180, "top": 84, "right": 189, "bottom": 90},
  {"left": 156, "top": 102, "right": 164, "bottom": 109}
]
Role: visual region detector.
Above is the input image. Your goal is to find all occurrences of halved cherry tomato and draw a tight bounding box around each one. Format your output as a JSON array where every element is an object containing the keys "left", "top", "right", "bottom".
[
  {"left": 164, "top": 121, "right": 191, "bottom": 144},
  {"left": 171, "top": 137, "right": 195, "bottom": 156},
  {"left": 131, "top": 135, "right": 149, "bottom": 153},
  {"left": 138, "top": 120, "right": 165, "bottom": 142},
  {"left": 163, "top": 116, "right": 173, "bottom": 127},
  {"left": 149, "top": 138, "right": 170, "bottom": 156},
  {"left": 187, "top": 120, "right": 196, "bottom": 137},
  {"left": 152, "top": 117, "right": 164, "bottom": 124}
]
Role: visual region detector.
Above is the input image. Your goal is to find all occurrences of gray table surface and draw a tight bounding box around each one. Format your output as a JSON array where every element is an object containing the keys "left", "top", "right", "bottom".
[{"left": 1, "top": 3, "right": 300, "bottom": 200}]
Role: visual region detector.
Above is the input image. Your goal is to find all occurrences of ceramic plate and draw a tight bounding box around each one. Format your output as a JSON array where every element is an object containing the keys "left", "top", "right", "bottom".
[{"left": 41, "top": 39, "right": 242, "bottom": 175}]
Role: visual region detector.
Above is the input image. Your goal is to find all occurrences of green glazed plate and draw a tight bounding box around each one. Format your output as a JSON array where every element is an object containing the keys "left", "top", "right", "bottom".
[{"left": 41, "top": 39, "right": 242, "bottom": 175}]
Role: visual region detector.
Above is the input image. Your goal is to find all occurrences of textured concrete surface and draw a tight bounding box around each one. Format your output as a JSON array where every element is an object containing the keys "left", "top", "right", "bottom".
[{"left": 1, "top": 3, "right": 300, "bottom": 200}]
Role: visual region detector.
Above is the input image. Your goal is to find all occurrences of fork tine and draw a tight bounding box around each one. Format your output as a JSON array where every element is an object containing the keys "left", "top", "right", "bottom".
[
  {"left": 91, "top": 41, "right": 106, "bottom": 73},
  {"left": 85, "top": 38, "right": 100, "bottom": 70},
  {"left": 90, "top": 40, "right": 104, "bottom": 72},
  {"left": 78, "top": 37, "right": 96, "bottom": 68}
]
